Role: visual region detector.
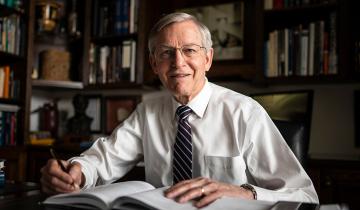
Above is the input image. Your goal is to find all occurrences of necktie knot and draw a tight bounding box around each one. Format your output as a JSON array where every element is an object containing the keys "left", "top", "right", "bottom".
[{"left": 176, "top": 105, "right": 192, "bottom": 121}]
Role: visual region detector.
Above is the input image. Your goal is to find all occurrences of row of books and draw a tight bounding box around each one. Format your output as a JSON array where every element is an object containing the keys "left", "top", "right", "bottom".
[
  {"left": 264, "top": 0, "right": 335, "bottom": 10},
  {"left": 264, "top": 13, "right": 337, "bottom": 78},
  {"left": 92, "top": 0, "right": 139, "bottom": 37},
  {"left": 0, "top": 14, "right": 22, "bottom": 55},
  {"left": 88, "top": 40, "right": 136, "bottom": 85},
  {"left": 0, "top": 66, "right": 20, "bottom": 99},
  {"left": 0, "top": 108, "right": 18, "bottom": 146}
]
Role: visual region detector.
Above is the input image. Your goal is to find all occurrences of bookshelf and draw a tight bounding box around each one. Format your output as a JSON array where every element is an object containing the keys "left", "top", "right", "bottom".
[
  {"left": 0, "top": 0, "right": 33, "bottom": 181},
  {"left": 254, "top": 0, "right": 360, "bottom": 85},
  {"left": 0, "top": 0, "right": 30, "bottom": 147},
  {"left": 83, "top": 0, "right": 142, "bottom": 87}
]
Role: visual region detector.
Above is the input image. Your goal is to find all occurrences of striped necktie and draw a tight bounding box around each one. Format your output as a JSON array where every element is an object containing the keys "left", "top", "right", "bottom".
[{"left": 173, "top": 105, "right": 192, "bottom": 184}]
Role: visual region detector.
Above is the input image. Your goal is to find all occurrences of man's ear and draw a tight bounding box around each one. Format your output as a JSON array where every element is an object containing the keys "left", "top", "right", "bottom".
[
  {"left": 149, "top": 54, "right": 158, "bottom": 74},
  {"left": 205, "top": 48, "right": 214, "bottom": 72}
]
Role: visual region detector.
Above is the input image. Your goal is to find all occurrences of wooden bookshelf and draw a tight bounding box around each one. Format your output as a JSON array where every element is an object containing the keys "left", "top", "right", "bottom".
[{"left": 254, "top": 0, "right": 359, "bottom": 85}]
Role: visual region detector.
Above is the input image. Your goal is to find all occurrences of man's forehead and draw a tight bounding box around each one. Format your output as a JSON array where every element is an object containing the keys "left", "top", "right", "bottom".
[{"left": 155, "top": 21, "right": 202, "bottom": 44}]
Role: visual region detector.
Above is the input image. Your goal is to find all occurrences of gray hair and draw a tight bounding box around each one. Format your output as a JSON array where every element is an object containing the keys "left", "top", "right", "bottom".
[{"left": 148, "top": 12, "right": 213, "bottom": 55}]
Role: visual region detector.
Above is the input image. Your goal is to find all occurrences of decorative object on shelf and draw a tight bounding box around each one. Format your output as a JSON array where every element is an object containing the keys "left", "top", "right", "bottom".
[
  {"left": 39, "top": 49, "right": 70, "bottom": 81},
  {"left": 105, "top": 96, "right": 140, "bottom": 133},
  {"left": 67, "top": 0, "right": 81, "bottom": 38},
  {"left": 38, "top": 101, "right": 59, "bottom": 139},
  {"left": 180, "top": 2, "right": 244, "bottom": 60},
  {"left": 35, "top": 0, "right": 63, "bottom": 33},
  {"left": 67, "top": 94, "right": 93, "bottom": 136}
]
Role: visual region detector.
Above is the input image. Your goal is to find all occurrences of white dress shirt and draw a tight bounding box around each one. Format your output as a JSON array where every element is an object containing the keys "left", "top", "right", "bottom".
[{"left": 71, "top": 80, "right": 319, "bottom": 203}]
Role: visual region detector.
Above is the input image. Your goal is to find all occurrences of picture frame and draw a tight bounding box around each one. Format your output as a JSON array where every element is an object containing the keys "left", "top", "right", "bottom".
[
  {"left": 180, "top": 1, "right": 244, "bottom": 61},
  {"left": 85, "top": 95, "right": 103, "bottom": 133},
  {"left": 104, "top": 96, "right": 141, "bottom": 133}
]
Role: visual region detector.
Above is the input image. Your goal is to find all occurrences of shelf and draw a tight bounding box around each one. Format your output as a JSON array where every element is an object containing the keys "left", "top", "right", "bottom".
[
  {"left": 264, "top": 2, "right": 337, "bottom": 14},
  {"left": 85, "top": 82, "right": 142, "bottom": 90},
  {"left": 0, "top": 98, "right": 23, "bottom": 106},
  {"left": 32, "top": 79, "right": 84, "bottom": 90},
  {"left": 0, "top": 51, "right": 24, "bottom": 64},
  {"left": 91, "top": 34, "right": 137, "bottom": 46},
  {"left": 35, "top": 33, "right": 82, "bottom": 46},
  {"left": 260, "top": 74, "right": 355, "bottom": 85}
]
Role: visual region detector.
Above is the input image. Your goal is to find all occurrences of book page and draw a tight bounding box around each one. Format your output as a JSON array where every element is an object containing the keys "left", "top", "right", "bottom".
[
  {"left": 43, "top": 181, "right": 155, "bottom": 210},
  {"left": 113, "top": 187, "right": 275, "bottom": 210}
]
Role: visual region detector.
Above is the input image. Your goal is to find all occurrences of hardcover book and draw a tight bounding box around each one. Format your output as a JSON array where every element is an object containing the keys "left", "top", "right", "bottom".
[{"left": 42, "top": 181, "right": 278, "bottom": 210}]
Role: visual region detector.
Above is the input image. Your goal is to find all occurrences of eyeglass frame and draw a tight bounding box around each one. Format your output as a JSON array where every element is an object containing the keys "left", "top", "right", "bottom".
[{"left": 153, "top": 44, "right": 207, "bottom": 61}]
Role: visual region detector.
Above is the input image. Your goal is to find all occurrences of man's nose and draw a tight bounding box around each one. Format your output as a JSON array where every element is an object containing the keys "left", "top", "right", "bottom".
[{"left": 173, "top": 48, "right": 186, "bottom": 67}]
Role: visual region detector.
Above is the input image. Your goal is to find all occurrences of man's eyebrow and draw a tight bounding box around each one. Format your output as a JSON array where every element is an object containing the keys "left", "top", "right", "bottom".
[{"left": 158, "top": 43, "right": 200, "bottom": 48}]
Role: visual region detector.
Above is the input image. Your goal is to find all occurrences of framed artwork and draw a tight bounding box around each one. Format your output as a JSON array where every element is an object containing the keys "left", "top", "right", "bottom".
[
  {"left": 180, "top": 1, "right": 244, "bottom": 60},
  {"left": 85, "top": 95, "right": 103, "bottom": 133},
  {"left": 355, "top": 90, "right": 360, "bottom": 147},
  {"left": 104, "top": 96, "right": 141, "bottom": 133}
]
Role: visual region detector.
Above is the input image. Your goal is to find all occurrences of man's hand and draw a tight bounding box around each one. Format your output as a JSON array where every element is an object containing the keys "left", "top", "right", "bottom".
[
  {"left": 40, "top": 159, "right": 84, "bottom": 194},
  {"left": 165, "top": 177, "right": 255, "bottom": 208}
]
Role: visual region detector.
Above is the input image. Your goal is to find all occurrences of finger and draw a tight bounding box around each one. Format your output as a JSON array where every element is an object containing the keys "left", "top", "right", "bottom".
[
  {"left": 196, "top": 190, "right": 225, "bottom": 208},
  {"left": 41, "top": 172, "right": 76, "bottom": 193},
  {"left": 68, "top": 163, "right": 83, "bottom": 190},
  {"left": 177, "top": 186, "right": 204, "bottom": 203},
  {"left": 165, "top": 177, "right": 210, "bottom": 198},
  {"left": 177, "top": 181, "right": 219, "bottom": 204},
  {"left": 50, "top": 159, "right": 75, "bottom": 184},
  {"left": 40, "top": 176, "right": 74, "bottom": 194},
  {"left": 40, "top": 161, "right": 76, "bottom": 192}
]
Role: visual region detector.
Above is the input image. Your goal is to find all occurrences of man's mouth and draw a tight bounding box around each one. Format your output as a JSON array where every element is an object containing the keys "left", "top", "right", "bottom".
[{"left": 171, "top": 74, "right": 190, "bottom": 78}]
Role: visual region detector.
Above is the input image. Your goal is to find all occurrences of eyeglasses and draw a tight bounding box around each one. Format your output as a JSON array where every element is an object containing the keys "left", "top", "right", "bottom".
[{"left": 154, "top": 44, "right": 206, "bottom": 61}]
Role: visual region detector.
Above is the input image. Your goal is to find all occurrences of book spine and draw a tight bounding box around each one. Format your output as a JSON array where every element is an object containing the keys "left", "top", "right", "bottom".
[
  {"left": 308, "top": 22, "right": 315, "bottom": 76},
  {"left": 300, "top": 28, "right": 309, "bottom": 76}
]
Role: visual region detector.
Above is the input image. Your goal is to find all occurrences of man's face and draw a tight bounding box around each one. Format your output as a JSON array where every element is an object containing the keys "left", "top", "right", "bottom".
[{"left": 149, "top": 20, "right": 213, "bottom": 103}]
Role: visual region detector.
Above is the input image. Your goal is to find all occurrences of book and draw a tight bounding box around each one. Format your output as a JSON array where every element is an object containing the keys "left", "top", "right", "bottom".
[{"left": 42, "top": 181, "right": 277, "bottom": 210}]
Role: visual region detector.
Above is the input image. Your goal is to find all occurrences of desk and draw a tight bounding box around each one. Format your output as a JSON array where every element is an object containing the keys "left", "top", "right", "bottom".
[{"left": 0, "top": 183, "right": 319, "bottom": 210}]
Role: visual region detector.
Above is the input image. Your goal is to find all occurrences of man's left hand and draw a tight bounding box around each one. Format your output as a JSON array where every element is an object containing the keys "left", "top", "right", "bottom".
[{"left": 165, "top": 177, "right": 255, "bottom": 208}]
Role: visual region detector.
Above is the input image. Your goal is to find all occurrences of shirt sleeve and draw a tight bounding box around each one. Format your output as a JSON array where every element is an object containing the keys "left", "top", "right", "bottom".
[
  {"left": 243, "top": 104, "right": 319, "bottom": 204},
  {"left": 69, "top": 104, "right": 144, "bottom": 190}
]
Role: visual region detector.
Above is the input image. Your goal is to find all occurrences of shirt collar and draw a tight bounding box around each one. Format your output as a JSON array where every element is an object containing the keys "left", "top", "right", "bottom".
[{"left": 171, "top": 79, "right": 212, "bottom": 119}]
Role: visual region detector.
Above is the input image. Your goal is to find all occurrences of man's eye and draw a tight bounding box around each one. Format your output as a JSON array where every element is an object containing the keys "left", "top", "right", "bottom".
[
  {"left": 160, "top": 50, "right": 172, "bottom": 57},
  {"left": 183, "top": 48, "right": 196, "bottom": 54}
]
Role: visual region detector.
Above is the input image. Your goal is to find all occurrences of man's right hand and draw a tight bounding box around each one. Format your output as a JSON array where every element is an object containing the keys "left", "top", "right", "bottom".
[{"left": 40, "top": 159, "right": 84, "bottom": 194}]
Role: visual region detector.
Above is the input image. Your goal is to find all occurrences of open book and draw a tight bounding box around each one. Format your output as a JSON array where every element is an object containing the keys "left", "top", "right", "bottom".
[{"left": 42, "top": 181, "right": 310, "bottom": 210}]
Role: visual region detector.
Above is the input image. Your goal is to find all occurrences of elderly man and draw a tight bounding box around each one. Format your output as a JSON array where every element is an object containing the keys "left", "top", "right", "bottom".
[{"left": 41, "top": 12, "right": 318, "bottom": 208}]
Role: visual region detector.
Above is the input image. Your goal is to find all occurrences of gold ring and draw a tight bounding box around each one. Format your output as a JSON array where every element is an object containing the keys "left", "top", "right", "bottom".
[{"left": 201, "top": 187, "right": 205, "bottom": 195}]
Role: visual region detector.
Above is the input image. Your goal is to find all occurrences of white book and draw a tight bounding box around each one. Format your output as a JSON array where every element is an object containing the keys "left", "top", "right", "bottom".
[
  {"left": 0, "top": 103, "right": 20, "bottom": 112},
  {"left": 300, "top": 29, "right": 309, "bottom": 76},
  {"left": 100, "top": 46, "right": 110, "bottom": 84},
  {"left": 43, "top": 181, "right": 279, "bottom": 210}
]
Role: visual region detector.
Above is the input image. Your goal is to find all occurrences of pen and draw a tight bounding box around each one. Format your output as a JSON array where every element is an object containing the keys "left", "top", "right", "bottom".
[{"left": 50, "top": 148, "right": 67, "bottom": 172}]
